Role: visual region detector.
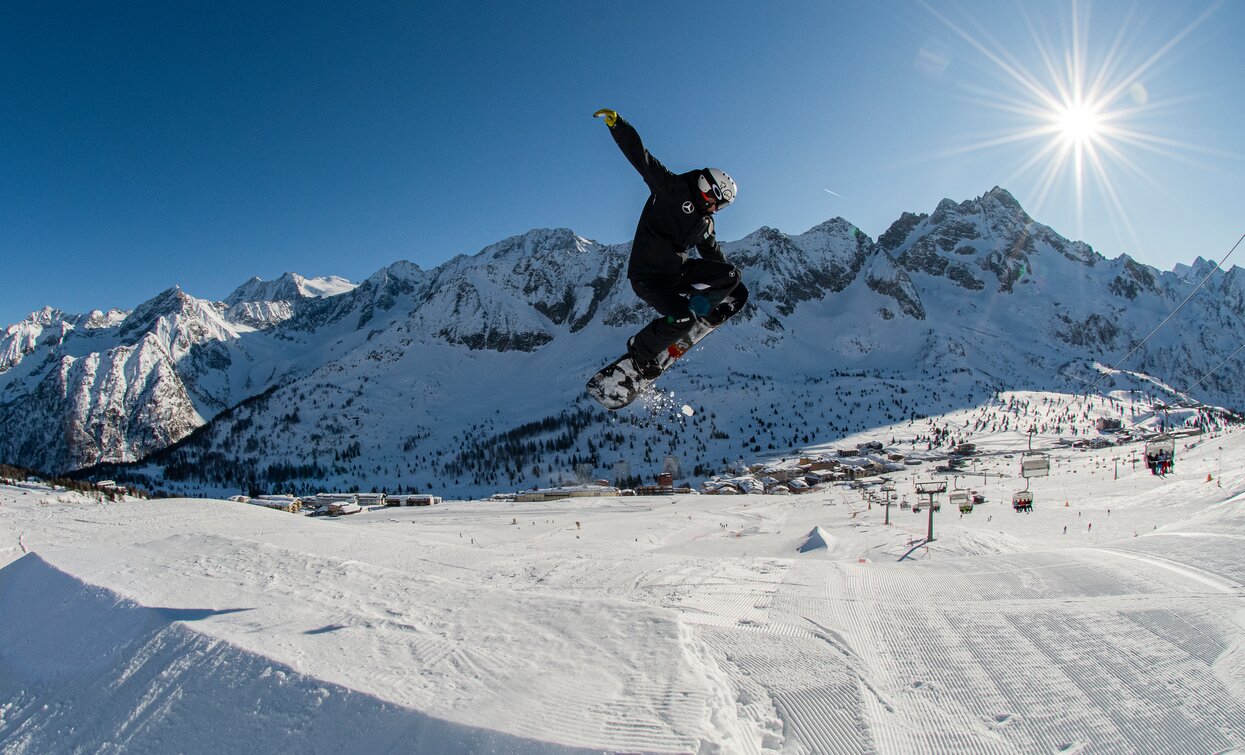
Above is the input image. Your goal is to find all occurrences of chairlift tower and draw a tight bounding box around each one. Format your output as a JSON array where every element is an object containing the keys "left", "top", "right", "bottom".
[
  {"left": 914, "top": 480, "right": 947, "bottom": 542},
  {"left": 881, "top": 482, "right": 896, "bottom": 525}
]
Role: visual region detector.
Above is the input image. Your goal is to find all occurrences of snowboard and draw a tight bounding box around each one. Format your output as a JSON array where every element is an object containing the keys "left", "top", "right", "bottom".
[{"left": 586, "top": 317, "right": 723, "bottom": 411}]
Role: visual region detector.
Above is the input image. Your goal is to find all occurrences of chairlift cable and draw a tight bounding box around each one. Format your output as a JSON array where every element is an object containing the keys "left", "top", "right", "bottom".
[
  {"left": 1079, "top": 231, "right": 1245, "bottom": 436},
  {"left": 1182, "top": 341, "right": 1245, "bottom": 396},
  {"left": 1004, "top": 230, "right": 1245, "bottom": 449},
  {"left": 1080, "top": 230, "right": 1245, "bottom": 399},
  {"left": 919, "top": 233, "right": 1242, "bottom": 463}
]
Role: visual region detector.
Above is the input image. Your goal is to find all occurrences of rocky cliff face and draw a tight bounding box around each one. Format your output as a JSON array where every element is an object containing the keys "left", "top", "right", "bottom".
[{"left": 2, "top": 188, "right": 1241, "bottom": 478}]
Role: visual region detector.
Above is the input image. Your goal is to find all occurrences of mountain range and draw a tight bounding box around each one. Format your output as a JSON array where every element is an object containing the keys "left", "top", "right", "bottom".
[{"left": 2, "top": 187, "right": 1240, "bottom": 497}]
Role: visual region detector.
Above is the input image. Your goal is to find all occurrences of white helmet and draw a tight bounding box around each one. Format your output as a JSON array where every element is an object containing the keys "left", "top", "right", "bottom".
[{"left": 698, "top": 168, "right": 737, "bottom": 207}]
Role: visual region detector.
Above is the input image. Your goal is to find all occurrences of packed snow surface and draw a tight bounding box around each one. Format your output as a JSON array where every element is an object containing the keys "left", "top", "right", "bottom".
[{"left": 3, "top": 419, "right": 1245, "bottom": 753}]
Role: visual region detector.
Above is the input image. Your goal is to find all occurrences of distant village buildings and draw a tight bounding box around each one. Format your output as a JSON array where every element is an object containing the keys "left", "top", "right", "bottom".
[
  {"left": 704, "top": 443, "right": 903, "bottom": 495},
  {"left": 231, "top": 490, "right": 442, "bottom": 515},
  {"left": 221, "top": 408, "right": 1226, "bottom": 510}
]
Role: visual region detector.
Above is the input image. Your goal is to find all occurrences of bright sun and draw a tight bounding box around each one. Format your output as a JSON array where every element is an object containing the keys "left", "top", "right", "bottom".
[
  {"left": 1055, "top": 101, "right": 1103, "bottom": 146},
  {"left": 923, "top": 0, "right": 1219, "bottom": 248}
]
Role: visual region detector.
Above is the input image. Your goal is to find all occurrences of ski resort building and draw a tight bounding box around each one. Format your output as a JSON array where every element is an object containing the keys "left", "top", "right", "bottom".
[
  {"left": 514, "top": 484, "right": 621, "bottom": 502},
  {"left": 313, "top": 492, "right": 387, "bottom": 507},
  {"left": 251, "top": 495, "right": 302, "bottom": 513},
  {"left": 1096, "top": 417, "right": 1124, "bottom": 432},
  {"left": 387, "top": 494, "right": 443, "bottom": 506}
]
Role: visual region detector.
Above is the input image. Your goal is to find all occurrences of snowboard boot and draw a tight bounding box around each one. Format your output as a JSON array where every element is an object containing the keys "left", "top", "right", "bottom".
[
  {"left": 702, "top": 302, "right": 736, "bottom": 328},
  {"left": 627, "top": 337, "right": 663, "bottom": 380}
]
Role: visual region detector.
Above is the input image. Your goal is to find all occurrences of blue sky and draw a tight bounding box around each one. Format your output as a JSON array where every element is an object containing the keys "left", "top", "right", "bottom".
[{"left": 2, "top": 0, "right": 1241, "bottom": 326}]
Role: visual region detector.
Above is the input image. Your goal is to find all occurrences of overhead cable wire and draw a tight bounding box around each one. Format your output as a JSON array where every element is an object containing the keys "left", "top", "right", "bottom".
[
  {"left": 1183, "top": 341, "right": 1245, "bottom": 396},
  {"left": 983, "top": 230, "right": 1244, "bottom": 459},
  {"left": 1081, "top": 230, "right": 1245, "bottom": 398}
]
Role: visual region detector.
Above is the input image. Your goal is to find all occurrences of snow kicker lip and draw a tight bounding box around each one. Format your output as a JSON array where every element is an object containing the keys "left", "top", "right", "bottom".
[{"left": 0, "top": 552, "right": 605, "bottom": 755}]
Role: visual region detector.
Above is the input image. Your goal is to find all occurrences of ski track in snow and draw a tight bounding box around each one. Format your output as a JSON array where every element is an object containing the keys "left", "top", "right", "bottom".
[{"left": 2, "top": 423, "right": 1245, "bottom": 753}]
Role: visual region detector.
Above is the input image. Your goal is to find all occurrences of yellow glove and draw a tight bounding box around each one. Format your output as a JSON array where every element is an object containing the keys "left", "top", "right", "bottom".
[{"left": 593, "top": 108, "right": 619, "bottom": 128}]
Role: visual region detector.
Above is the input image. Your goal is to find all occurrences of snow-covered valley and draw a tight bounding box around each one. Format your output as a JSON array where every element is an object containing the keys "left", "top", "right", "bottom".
[{"left": 3, "top": 405, "right": 1243, "bottom": 753}]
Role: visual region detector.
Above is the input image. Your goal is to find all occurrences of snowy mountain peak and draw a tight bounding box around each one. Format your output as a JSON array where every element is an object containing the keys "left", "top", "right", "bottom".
[
  {"left": 84, "top": 309, "right": 129, "bottom": 329},
  {"left": 362, "top": 261, "right": 425, "bottom": 288},
  {"left": 1173, "top": 256, "right": 1222, "bottom": 283},
  {"left": 981, "top": 185, "right": 1025, "bottom": 213},
  {"left": 875, "top": 187, "right": 1107, "bottom": 296},
  {"left": 1, "top": 307, "right": 66, "bottom": 374},
  {"left": 225, "top": 272, "right": 357, "bottom": 306},
  {"left": 224, "top": 274, "right": 300, "bottom": 306},
  {"left": 5, "top": 306, "right": 64, "bottom": 334},
  {"left": 222, "top": 273, "right": 358, "bottom": 330},
  {"left": 927, "top": 187, "right": 1029, "bottom": 229},
  {"left": 118, "top": 287, "right": 201, "bottom": 340},
  {"left": 295, "top": 274, "right": 357, "bottom": 299},
  {"left": 477, "top": 228, "right": 599, "bottom": 265},
  {"left": 801, "top": 216, "right": 863, "bottom": 239}
]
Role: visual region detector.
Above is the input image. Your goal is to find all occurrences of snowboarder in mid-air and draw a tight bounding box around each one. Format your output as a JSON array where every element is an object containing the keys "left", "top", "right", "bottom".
[{"left": 592, "top": 108, "right": 748, "bottom": 380}]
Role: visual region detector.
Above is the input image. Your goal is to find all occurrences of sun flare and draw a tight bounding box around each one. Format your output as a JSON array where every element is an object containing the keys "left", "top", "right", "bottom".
[
  {"left": 1055, "top": 101, "right": 1103, "bottom": 147},
  {"left": 924, "top": 0, "right": 1220, "bottom": 247}
]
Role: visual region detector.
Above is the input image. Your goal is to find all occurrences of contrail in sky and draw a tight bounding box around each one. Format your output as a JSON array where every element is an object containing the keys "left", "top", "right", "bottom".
[{"left": 823, "top": 188, "right": 843, "bottom": 198}]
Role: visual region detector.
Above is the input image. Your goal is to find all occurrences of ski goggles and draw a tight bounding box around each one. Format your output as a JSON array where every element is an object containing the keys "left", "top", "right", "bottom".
[{"left": 698, "top": 175, "right": 731, "bottom": 207}]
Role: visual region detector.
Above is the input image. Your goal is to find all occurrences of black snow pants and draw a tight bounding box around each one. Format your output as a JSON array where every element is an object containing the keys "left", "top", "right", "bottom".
[{"left": 629, "top": 258, "right": 748, "bottom": 359}]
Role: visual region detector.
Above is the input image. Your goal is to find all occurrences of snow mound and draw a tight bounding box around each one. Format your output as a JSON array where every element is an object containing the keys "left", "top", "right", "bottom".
[
  {"left": 0, "top": 553, "right": 595, "bottom": 754},
  {"left": 798, "top": 526, "right": 834, "bottom": 553},
  {"left": 1, "top": 520, "right": 756, "bottom": 753}
]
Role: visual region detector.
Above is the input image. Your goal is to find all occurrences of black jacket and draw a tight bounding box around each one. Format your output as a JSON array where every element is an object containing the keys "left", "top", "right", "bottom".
[{"left": 608, "top": 117, "right": 726, "bottom": 285}]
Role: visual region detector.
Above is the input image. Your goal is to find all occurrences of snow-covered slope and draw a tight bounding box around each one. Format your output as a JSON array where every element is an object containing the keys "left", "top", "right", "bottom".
[
  {"left": 2, "top": 189, "right": 1242, "bottom": 501},
  {"left": 3, "top": 409, "right": 1243, "bottom": 753},
  {"left": 0, "top": 278, "right": 355, "bottom": 470}
]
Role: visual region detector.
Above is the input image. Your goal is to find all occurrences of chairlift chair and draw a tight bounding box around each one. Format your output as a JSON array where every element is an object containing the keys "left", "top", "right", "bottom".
[
  {"left": 1144, "top": 435, "right": 1176, "bottom": 475},
  {"left": 913, "top": 479, "right": 946, "bottom": 514},
  {"left": 1020, "top": 429, "right": 1051, "bottom": 479},
  {"left": 1020, "top": 453, "right": 1050, "bottom": 478},
  {"left": 1012, "top": 477, "right": 1034, "bottom": 512},
  {"left": 947, "top": 475, "right": 974, "bottom": 513},
  {"left": 1011, "top": 490, "right": 1034, "bottom": 512}
]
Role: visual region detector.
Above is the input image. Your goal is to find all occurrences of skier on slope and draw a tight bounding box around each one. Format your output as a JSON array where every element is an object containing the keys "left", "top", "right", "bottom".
[{"left": 593, "top": 108, "right": 749, "bottom": 379}]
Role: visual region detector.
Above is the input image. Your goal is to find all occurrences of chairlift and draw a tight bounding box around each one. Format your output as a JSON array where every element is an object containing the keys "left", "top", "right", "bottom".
[
  {"left": 950, "top": 475, "right": 972, "bottom": 513},
  {"left": 1020, "top": 453, "right": 1050, "bottom": 478},
  {"left": 1020, "top": 430, "right": 1050, "bottom": 478},
  {"left": 1144, "top": 435, "right": 1176, "bottom": 476},
  {"left": 951, "top": 490, "right": 973, "bottom": 513},
  {"left": 1012, "top": 479, "right": 1034, "bottom": 512},
  {"left": 1011, "top": 490, "right": 1034, "bottom": 512},
  {"left": 913, "top": 479, "right": 945, "bottom": 514}
]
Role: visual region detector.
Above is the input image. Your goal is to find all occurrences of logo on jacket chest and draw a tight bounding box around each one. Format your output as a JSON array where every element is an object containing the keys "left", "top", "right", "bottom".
[{"left": 682, "top": 201, "right": 694, "bottom": 214}]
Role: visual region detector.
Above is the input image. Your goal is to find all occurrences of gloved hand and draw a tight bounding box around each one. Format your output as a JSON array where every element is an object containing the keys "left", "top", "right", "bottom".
[
  {"left": 688, "top": 295, "right": 713, "bottom": 317},
  {"left": 593, "top": 108, "right": 619, "bottom": 128}
]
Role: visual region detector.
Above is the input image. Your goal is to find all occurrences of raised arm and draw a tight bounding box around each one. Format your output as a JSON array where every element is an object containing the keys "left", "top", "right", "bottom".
[{"left": 594, "top": 109, "right": 681, "bottom": 197}]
